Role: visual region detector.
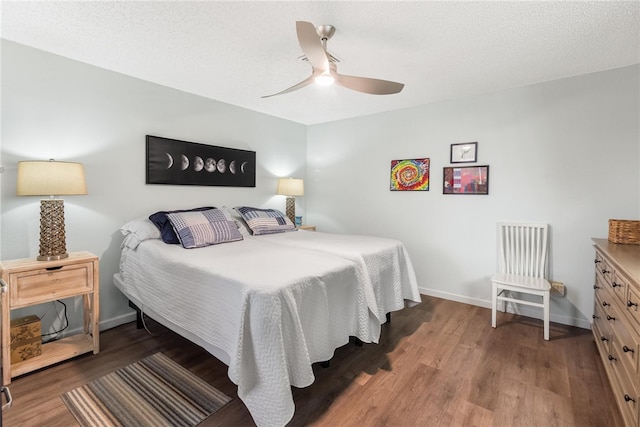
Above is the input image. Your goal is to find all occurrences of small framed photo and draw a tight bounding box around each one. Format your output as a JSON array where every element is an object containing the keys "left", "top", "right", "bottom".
[
  {"left": 443, "top": 165, "right": 489, "bottom": 195},
  {"left": 450, "top": 142, "right": 478, "bottom": 163}
]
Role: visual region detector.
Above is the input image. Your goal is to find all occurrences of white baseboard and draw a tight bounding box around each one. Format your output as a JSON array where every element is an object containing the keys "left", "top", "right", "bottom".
[
  {"left": 56, "top": 311, "right": 137, "bottom": 338},
  {"left": 59, "top": 290, "right": 592, "bottom": 342},
  {"left": 419, "top": 286, "right": 591, "bottom": 330},
  {"left": 99, "top": 311, "right": 137, "bottom": 331}
]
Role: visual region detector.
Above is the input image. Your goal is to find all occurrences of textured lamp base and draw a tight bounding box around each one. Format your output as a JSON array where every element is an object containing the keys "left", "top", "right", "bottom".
[
  {"left": 285, "top": 196, "right": 296, "bottom": 225},
  {"left": 38, "top": 199, "right": 68, "bottom": 261}
]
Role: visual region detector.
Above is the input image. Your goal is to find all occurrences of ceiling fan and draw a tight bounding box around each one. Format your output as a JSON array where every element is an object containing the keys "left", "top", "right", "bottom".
[{"left": 262, "top": 21, "right": 404, "bottom": 98}]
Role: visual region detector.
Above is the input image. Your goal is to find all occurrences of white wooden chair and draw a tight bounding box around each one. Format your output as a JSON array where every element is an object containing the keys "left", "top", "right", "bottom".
[{"left": 491, "top": 222, "right": 551, "bottom": 340}]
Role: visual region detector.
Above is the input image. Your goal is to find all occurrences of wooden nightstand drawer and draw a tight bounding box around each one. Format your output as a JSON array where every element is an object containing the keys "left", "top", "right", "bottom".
[{"left": 9, "top": 262, "right": 94, "bottom": 308}]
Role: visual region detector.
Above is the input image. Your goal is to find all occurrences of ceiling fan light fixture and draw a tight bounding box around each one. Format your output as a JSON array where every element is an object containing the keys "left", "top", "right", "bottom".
[
  {"left": 262, "top": 21, "right": 404, "bottom": 98},
  {"left": 315, "top": 70, "right": 334, "bottom": 86}
]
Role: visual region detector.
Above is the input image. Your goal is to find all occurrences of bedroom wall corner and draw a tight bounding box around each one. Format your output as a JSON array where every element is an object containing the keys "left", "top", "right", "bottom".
[
  {"left": 305, "top": 64, "right": 640, "bottom": 329},
  {"left": 1, "top": 40, "right": 308, "bottom": 334}
]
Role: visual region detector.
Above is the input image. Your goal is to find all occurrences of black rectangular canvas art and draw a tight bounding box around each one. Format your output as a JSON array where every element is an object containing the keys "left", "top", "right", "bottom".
[{"left": 146, "top": 135, "right": 256, "bottom": 187}]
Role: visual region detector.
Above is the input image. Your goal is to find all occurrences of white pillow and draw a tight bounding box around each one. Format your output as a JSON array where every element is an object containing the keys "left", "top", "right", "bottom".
[{"left": 120, "top": 218, "right": 161, "bottom": 249}]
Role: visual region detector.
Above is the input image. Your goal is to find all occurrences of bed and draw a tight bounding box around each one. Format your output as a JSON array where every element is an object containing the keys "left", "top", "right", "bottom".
[
  {"left": 114, "top": 207, "right": 421, "bottom": 427},
  {"left": 249, "top": 229, "right": 421, "bottom": 324}
]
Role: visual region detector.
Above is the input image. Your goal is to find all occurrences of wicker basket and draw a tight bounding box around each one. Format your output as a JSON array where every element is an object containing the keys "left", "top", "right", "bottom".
[{"left": 608, "top": 219, "right": 640, "bottom": 245}]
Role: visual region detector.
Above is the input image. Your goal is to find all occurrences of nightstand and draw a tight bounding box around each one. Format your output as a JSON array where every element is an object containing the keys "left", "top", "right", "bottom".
[
  {"left": 0, "top": 251, "right": 99, "bottom": 384},
  {"left": 298, "top": 225, "right": 316, "bottom": 231}
]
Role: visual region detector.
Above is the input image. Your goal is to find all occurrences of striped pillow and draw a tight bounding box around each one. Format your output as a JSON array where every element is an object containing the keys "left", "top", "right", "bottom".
[
  {"left": 149, "top": 206, "right": 215, "bottom": 244},
  {"left": 234, "top": 207, "right": 296, "bottom": 235},
  {"left": 166, "top": 209, "right": 243, "bottom": 249}
]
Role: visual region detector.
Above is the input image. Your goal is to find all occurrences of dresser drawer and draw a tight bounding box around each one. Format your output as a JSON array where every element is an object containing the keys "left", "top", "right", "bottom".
[
  {"left": 8, "top": 262, "right": 94, "bottom": 308},
  {"left": 594, "top": 293, "right": 612, "bottom": 342},
  {"left": 594, "top": 274, "right": 609, "bottom": 301},
  {"left": 597, "top": 256, "right": 614, "bottom": 286},
  {"left": 628, "top": 286, "right": 640, "bottom": 331},
  {"left": 613, "top": 350, "right": 640, "bottom": 427},
  {"left": 595, "top": 250, "right": 606, "bottom": 278},
  {"left": 593, "top": 316, "right": 612, "bottom": 355},
  {"left": 597, "top": 289, "right": 618, "bottom": 327},
  {"left": 615, "top": 306, "right": 640, "bottom": 377},
  {"left": 613, "top": 270, "right": 631, "bottom": 306}
]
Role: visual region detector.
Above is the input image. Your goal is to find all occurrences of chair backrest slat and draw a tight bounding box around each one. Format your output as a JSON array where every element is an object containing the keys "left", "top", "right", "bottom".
[{"left": 497, "top": 222, "right": 548, "bottom": 278}]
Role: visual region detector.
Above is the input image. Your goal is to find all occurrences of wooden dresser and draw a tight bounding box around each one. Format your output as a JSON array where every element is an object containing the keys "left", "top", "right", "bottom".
[{"left": 592, "top": 238, "right": 640, "bottom": 427}]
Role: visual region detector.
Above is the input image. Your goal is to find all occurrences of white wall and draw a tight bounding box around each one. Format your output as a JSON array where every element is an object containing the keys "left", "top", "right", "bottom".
[
  {"left": 3, "top": 39, "right": 639, "bottom": 334},
  {"left": 1, "top": 41, "right": 307, "bottom": 332},
  {"left": 306, "top": 65, "right": 640, "bottom": 328}
]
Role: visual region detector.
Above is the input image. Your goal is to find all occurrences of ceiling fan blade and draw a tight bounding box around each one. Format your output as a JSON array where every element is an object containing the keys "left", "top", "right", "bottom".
[
  {"left": 296, "top": 21, "right": 329, "bottom": 71},
  {"left": 261, "top": 73, "right": 317, "bottom": 98},
  {"left": 334, "top": 73, "right": 404, "bottom": 95}
]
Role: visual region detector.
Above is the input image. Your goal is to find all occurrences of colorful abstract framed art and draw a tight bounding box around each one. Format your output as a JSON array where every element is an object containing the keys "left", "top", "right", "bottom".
[
  {"left": 390, "top": 158, "right": 430, "bottom": 191},
  {"left": 443, "top": 165, "right": 489, "bottom": 195}
]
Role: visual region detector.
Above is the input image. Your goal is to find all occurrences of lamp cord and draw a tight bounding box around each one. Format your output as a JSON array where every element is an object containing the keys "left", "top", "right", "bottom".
[{"left": 41, "top": 300, "right": 69, "bottom": 342}]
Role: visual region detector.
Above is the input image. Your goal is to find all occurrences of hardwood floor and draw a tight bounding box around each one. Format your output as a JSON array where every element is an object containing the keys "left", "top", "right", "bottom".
[{"left": 4, "top": 296, "right": 624, "bottom": 427}]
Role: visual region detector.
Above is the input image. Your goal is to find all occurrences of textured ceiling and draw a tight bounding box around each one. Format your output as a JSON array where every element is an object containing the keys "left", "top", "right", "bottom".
[{"left": 2, "top": 1, "right": 639, "bottom": 125}]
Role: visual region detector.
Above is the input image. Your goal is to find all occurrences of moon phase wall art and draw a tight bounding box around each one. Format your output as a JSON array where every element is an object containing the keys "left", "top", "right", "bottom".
[
  {"left": 390, "top": 158, "right": 430, "bottom": 191},
  {"left": 146, "top": 135, "right": 256, "bottom": 187}
]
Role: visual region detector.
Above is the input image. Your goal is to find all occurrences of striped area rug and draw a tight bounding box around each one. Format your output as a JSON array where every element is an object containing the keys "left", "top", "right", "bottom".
[{"left": 61, "top": 352, "right": 231, "bottom": 427}]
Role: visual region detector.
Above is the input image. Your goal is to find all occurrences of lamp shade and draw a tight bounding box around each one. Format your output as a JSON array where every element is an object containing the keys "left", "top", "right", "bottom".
[
  {"left": 276, "top": 178, "right": 304, "bottom": 197},
  {"left": 17, "top": 160, "right": 87, "bottom": 196}
]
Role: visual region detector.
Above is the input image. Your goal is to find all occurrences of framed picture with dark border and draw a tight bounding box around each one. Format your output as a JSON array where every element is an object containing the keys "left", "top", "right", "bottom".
[
  {"left": 450, "top": 142, "right": 478, "bottom": 163},
  {"left": 390, "top": 158, "right": 430, "bottom": 191},
  {"left": 443, "top": 165, "right": 489, "bottom": 195},
  {"left": 146, "top": 135, "right": 256, "bottom": 187}
]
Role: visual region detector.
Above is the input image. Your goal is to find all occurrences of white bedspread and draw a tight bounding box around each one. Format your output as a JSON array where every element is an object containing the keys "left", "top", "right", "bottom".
[
  {"left": 118, "top": 237, "right": 378, "bottom": 427},
  {"left": 252, "top": 231, "right": 422, "bottom": 323}
]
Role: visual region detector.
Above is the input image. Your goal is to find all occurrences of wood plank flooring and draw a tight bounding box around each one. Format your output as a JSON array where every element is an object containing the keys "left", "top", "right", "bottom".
[{"left": 4, "top": 296, "right": 624, "bottom": 427}]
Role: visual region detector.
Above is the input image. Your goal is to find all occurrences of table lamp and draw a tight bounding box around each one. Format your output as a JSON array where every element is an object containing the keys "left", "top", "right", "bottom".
[
  {"left": 276, "top": 177, "right": 304, "bottom": 225},
  {"left": 17, "top": 159, "right": 87, "bottom": 261}
]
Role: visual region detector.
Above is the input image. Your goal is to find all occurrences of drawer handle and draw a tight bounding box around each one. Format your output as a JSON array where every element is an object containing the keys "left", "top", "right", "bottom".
[
  {"left": 593, "top": 284, "right": 601, "bottom": 289},
  {"left": 601, "top": 336, "right": 608, "bottom": 342},
  {"left": 628, "top": 300, "right": 638, "bottom": 308},
  {"left": 612, "top": 282, "right": 622, "bottom": 288},
  {"left": 594, "top": 259, "right": 601, "bottom": 264},
  {"left": 592, "top": 314, "right": 600, "bottom": 319},
  {"left": 602, "top": 269, "right": 610, "bottom": 275},
  {"left": 602, "top": 301, "right": 610, "bottom": 307},
  {"left": 623, "top": 346, "right": 634, "bottom": 354},
  {"left": 624, "top": 394, "right": 636, "bottom": 403},
  {"left": 0, "top": 279, "right": 7, "bottom": 294},
  {"left": 606, "top": 315, "right": 616, "bottom": 321},
  {"left": 608, "top": 354, "right": 617, "bottom": 361}
]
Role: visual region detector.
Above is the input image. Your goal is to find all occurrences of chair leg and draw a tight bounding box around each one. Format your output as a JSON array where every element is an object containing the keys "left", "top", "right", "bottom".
[
  {"left": 543, "top": 291, "right": 550, "bottom": 340},
  {"left": 502, "top": 290, "right": 510, "bottom": 313},
  {"left": 491, "top": 282, "right": 498, "bottom": 328}
]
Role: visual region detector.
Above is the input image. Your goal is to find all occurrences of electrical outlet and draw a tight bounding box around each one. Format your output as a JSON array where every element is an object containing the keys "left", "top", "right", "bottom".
[{"left": 551, "top": 281, "right": 565, "bottom": 296}]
